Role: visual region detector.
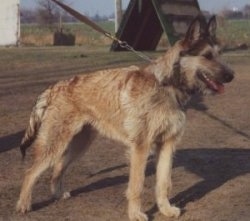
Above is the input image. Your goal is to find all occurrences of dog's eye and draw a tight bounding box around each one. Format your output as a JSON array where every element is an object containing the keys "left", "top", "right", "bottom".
[
  {"left": 203, "top": 52, "right": 213, "bottom": 60},
  {"left": 218, "top": 49, "right": 223, "bottom": 55}
]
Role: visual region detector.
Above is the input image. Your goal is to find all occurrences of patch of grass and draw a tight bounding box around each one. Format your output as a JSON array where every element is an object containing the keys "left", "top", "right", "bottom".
[
  {"left": 0, "top": 45, "right": 248, "bottom": 76},
  {"left": 21, "top": 21, "right": 115, "bottom": 47},
  {"left": 217, "top": 19, "right": 250, "bottom": 46},
  {"left": 21, "top": 19, "right": 250, "bottom": 47}
]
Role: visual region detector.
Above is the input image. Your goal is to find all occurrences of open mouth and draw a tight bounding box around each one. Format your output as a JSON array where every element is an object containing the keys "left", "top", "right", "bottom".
[{"left": 198, "top": 72, "right": 224, "bottom": 93}]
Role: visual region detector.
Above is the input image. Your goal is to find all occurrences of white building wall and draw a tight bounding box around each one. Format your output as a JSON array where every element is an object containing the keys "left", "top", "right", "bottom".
[{"left": 0, "top": 0, "right": 20, "bottom": 46}]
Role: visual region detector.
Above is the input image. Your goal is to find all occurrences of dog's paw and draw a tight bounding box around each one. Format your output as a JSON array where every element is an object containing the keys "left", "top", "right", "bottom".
[
  {"left": 62, "top": 191, "right": 71, "bottom": 199},
  {"left": 159, "top": 205, "right": 181, "bottom": 218},
  {"left": 129, "top": 211, "right": 148, "bottom": 221},
  {"left": 52, "top": 191, "right": 71, "bottom": 201},
  {"left": 16, "top": 200, "right": 31, "bottom": 214}
]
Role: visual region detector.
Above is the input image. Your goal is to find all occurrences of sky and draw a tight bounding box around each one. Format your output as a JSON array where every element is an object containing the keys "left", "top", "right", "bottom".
[{"left": 20, "top": 0, "right": 250, "bottom": 16}]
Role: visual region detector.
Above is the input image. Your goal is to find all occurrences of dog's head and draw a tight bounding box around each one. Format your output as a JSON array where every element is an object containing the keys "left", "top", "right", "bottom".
[{"left": 171, "top": 15, "right": 234, "bottom": 95}]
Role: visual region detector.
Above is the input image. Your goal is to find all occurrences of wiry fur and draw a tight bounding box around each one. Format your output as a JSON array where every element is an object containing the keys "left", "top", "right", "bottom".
[{"left": 17, "top": 16, "right": 234, "bottom": 221}]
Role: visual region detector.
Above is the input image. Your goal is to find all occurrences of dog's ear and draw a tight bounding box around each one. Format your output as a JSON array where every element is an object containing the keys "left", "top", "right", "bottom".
[
  {"left": 183, "top": 15, "right": 206, "bottom": 46},
  {"left": 207, "top": 15, "right": 217, "bottom": 38}
]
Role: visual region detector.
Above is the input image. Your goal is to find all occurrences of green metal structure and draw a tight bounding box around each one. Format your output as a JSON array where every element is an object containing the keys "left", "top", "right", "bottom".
[{"left": 111, "top": 0, "right": 200, "bottom": 51}]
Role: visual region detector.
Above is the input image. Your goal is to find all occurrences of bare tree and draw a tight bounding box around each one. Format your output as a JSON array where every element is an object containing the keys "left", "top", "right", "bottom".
[
  {"left": 20, "top": 8, "right": 37, "bottom": 23},
  {"left": 36, "top": 0, "right": 63, "bottom": 25},
  {"left": 36, "top": 0, "right": 76, "bottom": 26},
  {"left": 243, "top": 5, "right": 250, "bottom": 19},
  {"left": 219, "top": 7, "right": 243, "bottom": 19}
]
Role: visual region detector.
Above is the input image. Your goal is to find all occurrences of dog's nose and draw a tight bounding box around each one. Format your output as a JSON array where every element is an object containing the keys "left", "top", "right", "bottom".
[{"left": 224, "top": 72, "right": 234, "bottom": 83}]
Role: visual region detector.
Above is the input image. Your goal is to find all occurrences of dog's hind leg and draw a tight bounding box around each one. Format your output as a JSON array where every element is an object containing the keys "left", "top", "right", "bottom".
[
  {"left": 126, "top": 144, "right": 150, "bottom": 221},
  {"left": 50, "top": 124, "right": 96, "bottom": 200},
  {"left": 16, "top": 154, "right": 50, "bottom": 213},
  {"left": 155, "top": 138, "right": 180, "bottom": 218},
  {"left": 17, "top": 115, "right": 90, "bottom": 213}
]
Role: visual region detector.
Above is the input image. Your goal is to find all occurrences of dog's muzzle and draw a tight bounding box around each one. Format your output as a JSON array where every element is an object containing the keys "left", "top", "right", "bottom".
[{"left": 223, "top": 71, "right": 234, "bottom": 83}]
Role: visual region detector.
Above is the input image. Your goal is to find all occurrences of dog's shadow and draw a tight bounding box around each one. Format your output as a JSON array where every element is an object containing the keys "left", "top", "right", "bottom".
[
  {"left": 0, "top": 130, "right": 24, "bottom": 153},
  {"left": 146, "top": 148, "right": 250, "bottom": 220},
  {"left": 32, "top": 147, "right": 250, "bottom": 220},
  {"left": 172, "top": 148, "right": 250, "bottom": 207}
]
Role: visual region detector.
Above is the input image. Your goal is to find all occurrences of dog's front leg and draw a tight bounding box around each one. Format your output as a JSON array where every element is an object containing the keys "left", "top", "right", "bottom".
[
  {"left": 126, "top": 145, "right": 150, "bottom": 221},
  {"left": 155, "top": 139, "right": 181, "bottom": 218}
]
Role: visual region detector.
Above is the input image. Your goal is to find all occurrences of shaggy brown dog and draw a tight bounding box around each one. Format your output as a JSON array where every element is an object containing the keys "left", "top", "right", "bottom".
[{"left": 17, "top": 16, "right": 234, "bottom": 221}]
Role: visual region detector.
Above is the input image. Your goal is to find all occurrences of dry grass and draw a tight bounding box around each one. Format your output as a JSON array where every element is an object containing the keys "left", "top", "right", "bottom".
[
  {"left": 21, "top": 34, "right": 54, "bottom": 46},
  {"left": 21, "top": 22, "right": 115, "bottom": 47},
  {"left": 20, "top": 19, "right": 250, "bottom": 47},
  {"left": 217, "top": 18, "right": 250, "bottom": 46}
]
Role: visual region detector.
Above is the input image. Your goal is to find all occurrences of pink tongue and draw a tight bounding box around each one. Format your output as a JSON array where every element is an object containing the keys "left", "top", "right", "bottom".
[
  {"left": 217, "top": 84, "right": 225, "bottom": 94},
  {"left": 208, "top": 81, "right": 225, "bottom": 93}
]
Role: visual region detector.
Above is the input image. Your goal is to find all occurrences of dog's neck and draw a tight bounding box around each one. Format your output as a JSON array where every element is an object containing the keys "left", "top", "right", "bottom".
[
  {"left": 145, "top": 44, "right": 181, "bottom": 84},
  {"left": 144, "top": 42, "right": 193, "bottom": 108},
  {"left": 168, "top": 61, "right": 198, "bottom": 108}
]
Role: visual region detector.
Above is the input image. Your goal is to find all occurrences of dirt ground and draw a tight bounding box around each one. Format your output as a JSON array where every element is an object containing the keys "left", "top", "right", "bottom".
[{"left": 0, "top": 47, "right": 249, "bottom": 221}]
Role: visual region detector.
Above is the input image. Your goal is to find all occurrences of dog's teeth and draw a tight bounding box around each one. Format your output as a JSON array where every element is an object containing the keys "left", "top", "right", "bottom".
[{"left": 202, "top": 73, "right": 208, "bottom": 80}]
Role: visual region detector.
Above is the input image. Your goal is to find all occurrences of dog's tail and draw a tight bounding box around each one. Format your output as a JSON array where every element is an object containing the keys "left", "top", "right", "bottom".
[{"left": 20, "top": 87, "right": 52, "bottom": 160}]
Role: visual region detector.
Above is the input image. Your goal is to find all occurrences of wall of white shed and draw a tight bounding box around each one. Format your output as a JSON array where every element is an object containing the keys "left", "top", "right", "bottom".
[{"left": 0, "top": 0, "right": 20, "bottom": 46}]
